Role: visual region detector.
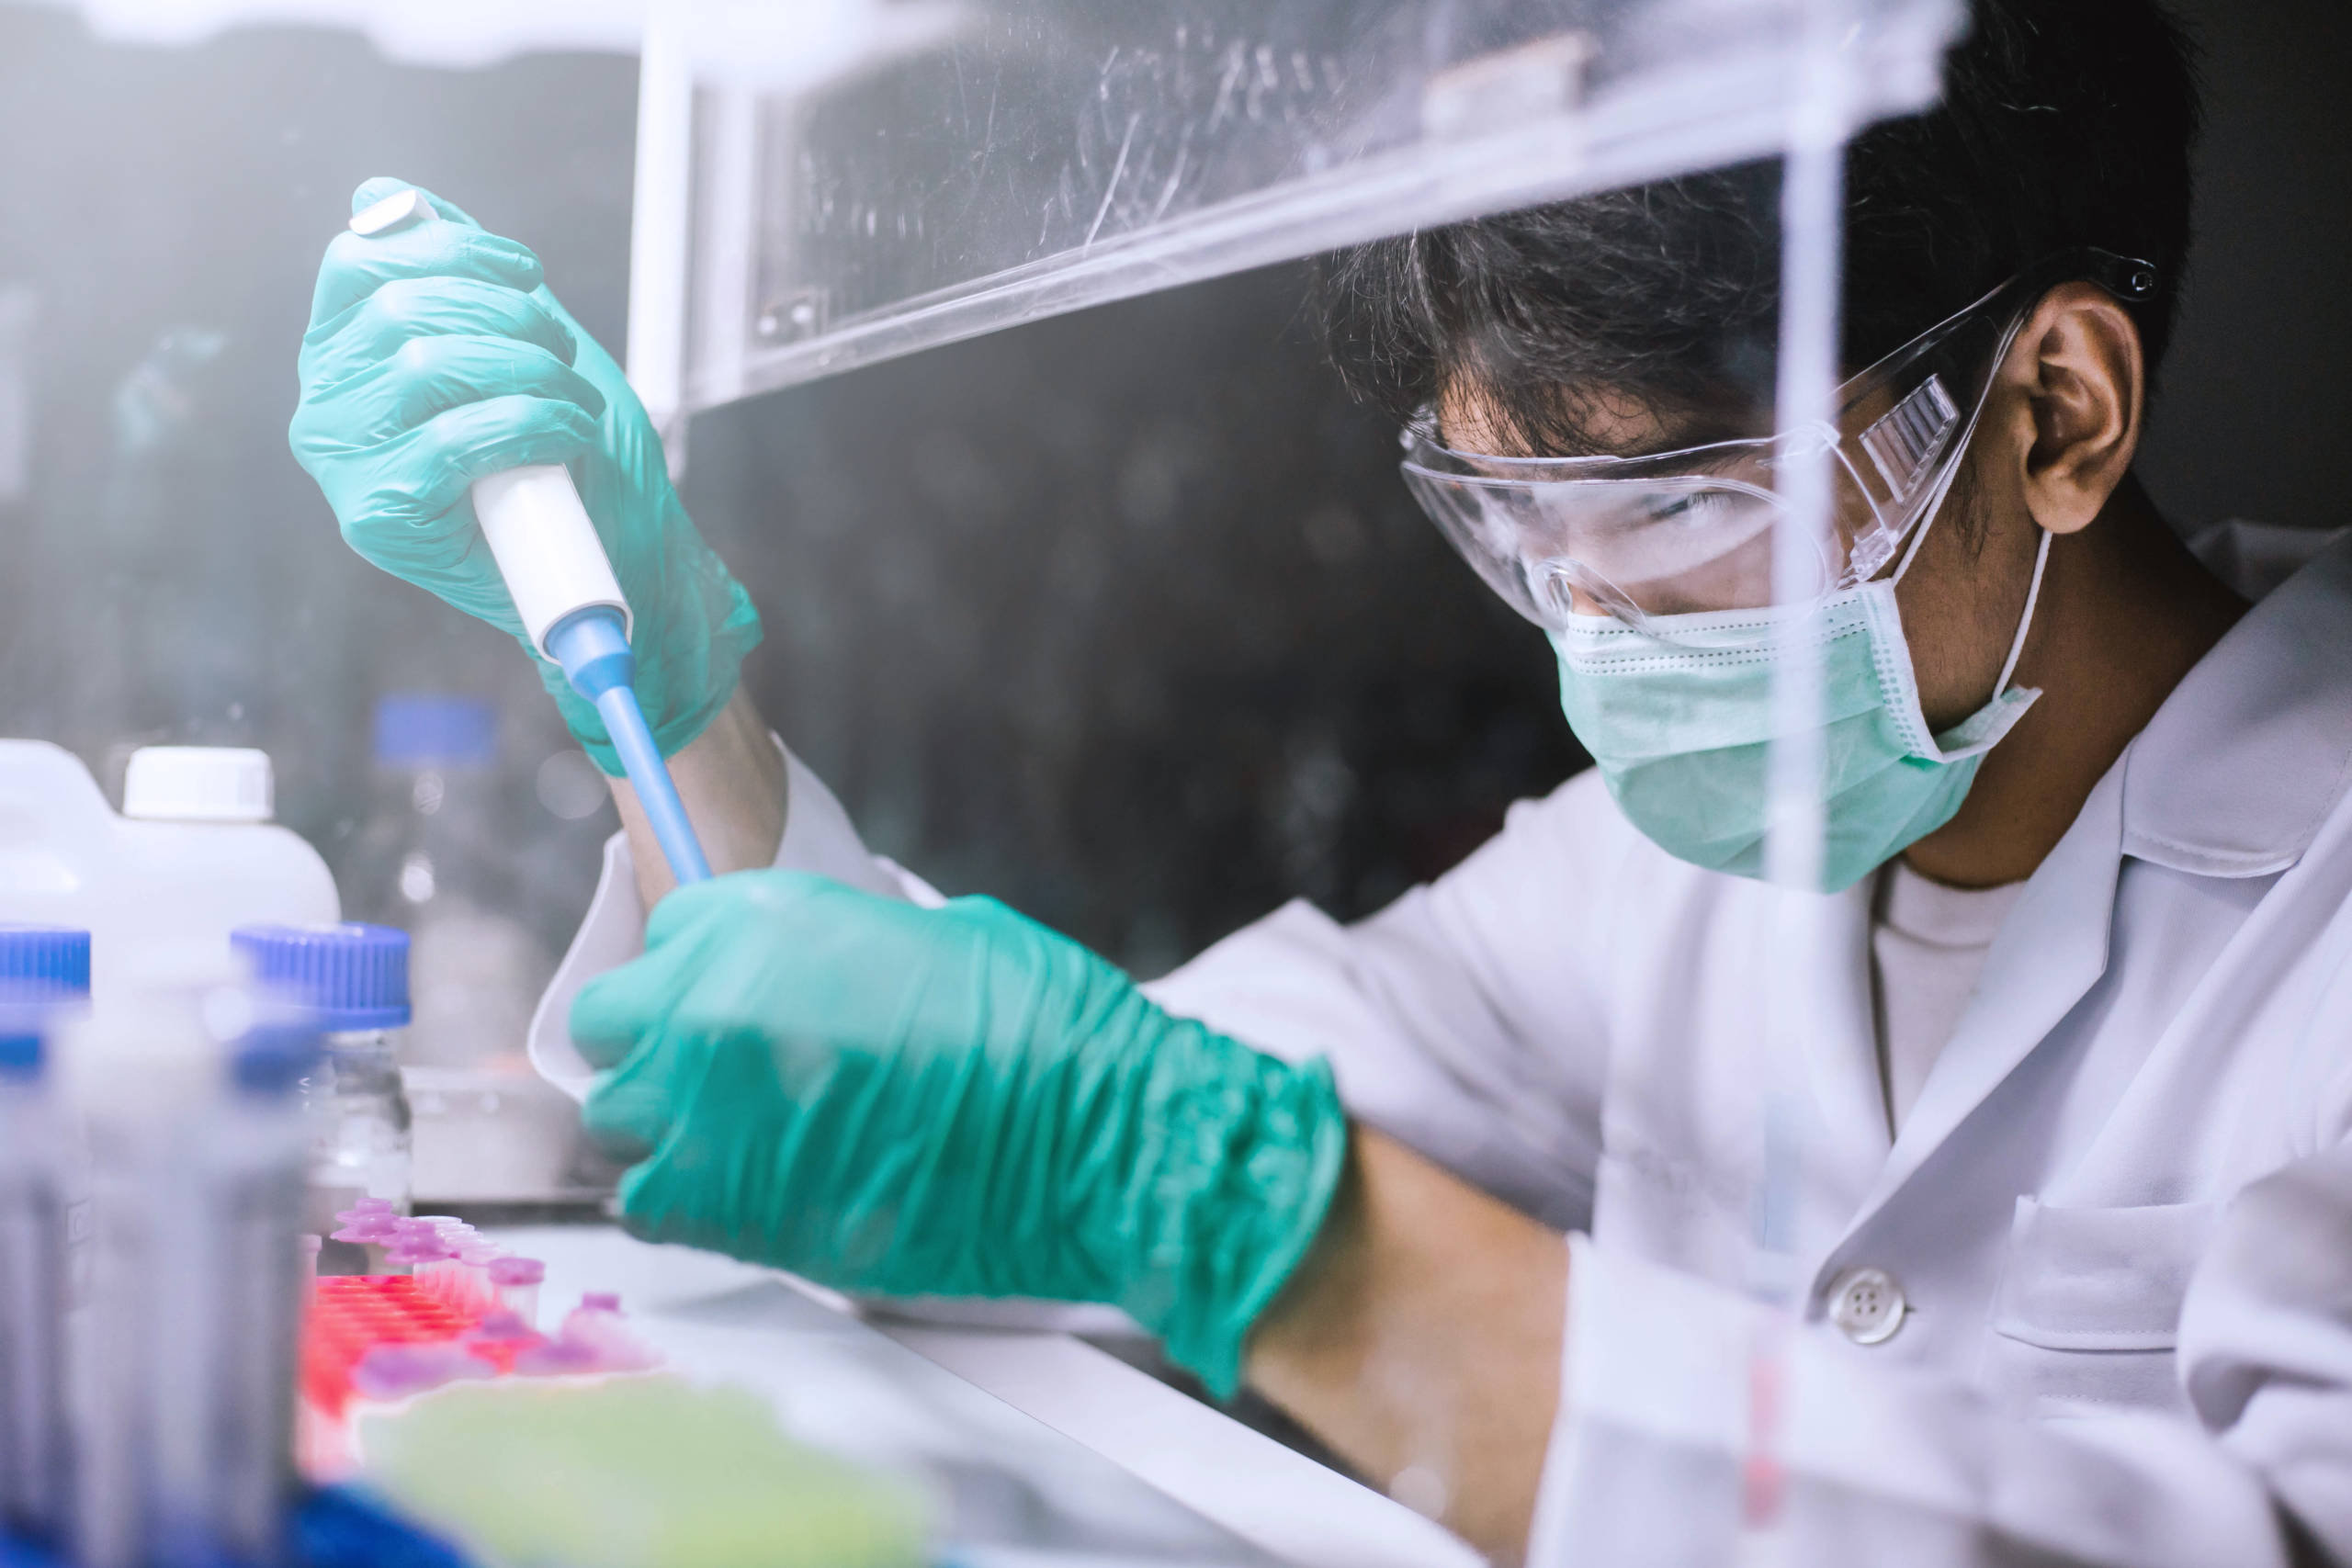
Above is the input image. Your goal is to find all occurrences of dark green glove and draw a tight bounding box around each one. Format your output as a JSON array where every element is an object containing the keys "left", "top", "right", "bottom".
[{"left": 573, "top": 871, "right": 1348, "bottom": 1396}]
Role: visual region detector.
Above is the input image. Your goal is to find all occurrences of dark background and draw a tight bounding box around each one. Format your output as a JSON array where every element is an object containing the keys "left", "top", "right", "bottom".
[{"left": 0, "top": 0, "right": 2342, "bottom": 973}]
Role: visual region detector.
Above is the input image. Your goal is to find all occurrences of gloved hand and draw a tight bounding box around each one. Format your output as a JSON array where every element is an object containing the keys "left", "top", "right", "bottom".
[
  {"left": 572, "top": 871, "right": 1348, "bottom": 1396},
  {"left": 289, "top": 177, "right": 762, "bottom": 773}
]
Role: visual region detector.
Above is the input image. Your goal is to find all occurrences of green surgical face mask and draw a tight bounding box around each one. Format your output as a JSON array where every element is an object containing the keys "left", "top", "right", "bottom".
[{"left": 1547, "top": 530, "right": 2049, "bottom": 892}]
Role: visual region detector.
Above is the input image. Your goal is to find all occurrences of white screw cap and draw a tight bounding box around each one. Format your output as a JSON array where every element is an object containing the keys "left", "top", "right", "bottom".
[{"left": 121, "top": 747, "right": 275, "bottom": 823}]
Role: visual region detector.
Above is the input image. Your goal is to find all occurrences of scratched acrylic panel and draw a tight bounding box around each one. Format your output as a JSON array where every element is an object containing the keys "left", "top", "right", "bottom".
[{"left": 654, "top": 0, "right": 1962, "bottom": 414}]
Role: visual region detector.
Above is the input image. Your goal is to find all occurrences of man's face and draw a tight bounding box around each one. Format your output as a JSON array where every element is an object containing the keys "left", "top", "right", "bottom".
[{"left": 1431, "top": 367, "right": 2052, "bottom": 729}]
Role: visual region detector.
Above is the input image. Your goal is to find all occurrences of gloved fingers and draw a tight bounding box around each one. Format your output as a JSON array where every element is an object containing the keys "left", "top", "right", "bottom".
[
  {"left": 609, "top": 1033, "right": 809, "bottom": 1267},
  {"left": 338, "top": 495, "right": 512, "bottom": 610},
  {"left": 580, "top": 1037, "right": 678, "bottom": 1165},
  {"left": 570, "top": 938, "right": 707, "bottom": 1070},
  {"left": 301, "top": 276, "right": 580, "bottom": 390},
  {"left": 296, "top": 389, "right": 596, "bottom": 519},
  {"left": 311, "top": 217, "right": 543, "bottom": 331},
  {"left": 607, "top": 1171, "right": 673, "bottom": 1247},
  {"left": 571, "top": 874, "right": 833, "bottom": 1067},
  {"left": 303, "top": 396, "right": 600, "bottom": 552},
  {"left": 582, "top": 1016, "right": 743, "bottom": 1173},
  {"left": 311, "top": 336, "right": 606, "bottom": 446},
  {"left": 407, "top": 391, "right": 602, "bottom": 504},
  {"left": 573, "top": 874, "right": 907, "bottom": 1071},
  {"left": 408, "top": 337, "right": 605, "bottom": 432}
]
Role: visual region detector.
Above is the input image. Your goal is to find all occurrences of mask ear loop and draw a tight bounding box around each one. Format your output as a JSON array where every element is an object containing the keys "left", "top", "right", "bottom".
[
  {"left": 1884, "top": 451, "right": 2051, "bottom": 701},
  {"left": 1991, "top": 527, "right": 2052, "bottom": 697},
  {"left": 1875, "top": 368, "right": 2050, "bottom": 705}
]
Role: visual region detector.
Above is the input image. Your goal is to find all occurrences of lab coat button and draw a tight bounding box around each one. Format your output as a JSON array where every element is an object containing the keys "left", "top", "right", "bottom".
[{"left": 1827, "top": 1267, "right": 1905, "bottom": 1345}]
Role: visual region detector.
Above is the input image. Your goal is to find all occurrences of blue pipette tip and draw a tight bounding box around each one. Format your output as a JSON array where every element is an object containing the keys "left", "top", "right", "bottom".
[
  {"left": 543, "top": 606, "right": 636, "bottom": 702},
  {"left": 543, "top": 608, "right": 712, "bottom": 886}
]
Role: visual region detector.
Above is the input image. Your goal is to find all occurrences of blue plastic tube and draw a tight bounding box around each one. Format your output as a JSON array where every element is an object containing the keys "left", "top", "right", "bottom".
[{"left": 542, "top": 610, "right": 712, "bottom": 886}]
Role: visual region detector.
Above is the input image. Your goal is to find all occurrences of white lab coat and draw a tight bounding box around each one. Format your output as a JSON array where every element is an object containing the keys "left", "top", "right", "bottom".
[{"left": 532, "top": 525, "right": 2352, "bottom": 1567}]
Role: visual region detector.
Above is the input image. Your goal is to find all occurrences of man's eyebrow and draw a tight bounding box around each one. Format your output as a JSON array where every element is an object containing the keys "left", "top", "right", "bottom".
[
  {"left": 1437, "top": 391, "right": 1767, "bottom": 459},
  {"left": 1436, "top": 418, "right": 1748, "bottom": 462}
]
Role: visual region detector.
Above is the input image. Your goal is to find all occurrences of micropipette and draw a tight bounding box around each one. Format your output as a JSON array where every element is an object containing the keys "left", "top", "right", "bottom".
[{"left": 347, "top": 186, "right": 712, "bottom": 886}]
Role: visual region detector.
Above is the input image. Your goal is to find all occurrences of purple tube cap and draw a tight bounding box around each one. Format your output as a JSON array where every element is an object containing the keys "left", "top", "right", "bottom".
[
  {"left": 514, "top": 1337, "right": 603, "bottom": 1377},
  {"left": 488, "top": 1257, "right": 546, "bottom": 1287},
  {"left": 351, "top": 1343, "right": 495, "bottom": 1402},
  {"left": 385, "top": 1242, "right": 454, "bottom": 1266},
  {"left": 580, "top": 1292, "right": 621, "bottom": 1313},
  {"left": 466, "top": 1311, "right": 543, "bottom": 1347}
]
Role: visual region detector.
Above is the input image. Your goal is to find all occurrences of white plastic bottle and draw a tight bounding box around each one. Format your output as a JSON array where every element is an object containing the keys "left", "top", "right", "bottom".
[{"left": 0, "top": 741, "right": 338, "bottom": 995}]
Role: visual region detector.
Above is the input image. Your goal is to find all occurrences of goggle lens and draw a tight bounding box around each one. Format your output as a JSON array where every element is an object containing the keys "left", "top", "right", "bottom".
[{"left": 1396, "top": 247, "right": 2156, "bottom": 636}]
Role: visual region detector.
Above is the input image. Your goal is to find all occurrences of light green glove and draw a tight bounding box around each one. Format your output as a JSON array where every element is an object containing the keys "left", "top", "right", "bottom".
[
  {"left": 571, "top": 871, "right": 1349, "bottom": 1397},
  {"left": 289, "top": 177, "right": 761, "bottom": 773}
]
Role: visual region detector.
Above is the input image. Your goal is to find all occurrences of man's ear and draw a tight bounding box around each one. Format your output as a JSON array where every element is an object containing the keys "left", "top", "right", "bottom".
[{"left": 1992, "top": 282, "right": 2147, "bottom": 536}]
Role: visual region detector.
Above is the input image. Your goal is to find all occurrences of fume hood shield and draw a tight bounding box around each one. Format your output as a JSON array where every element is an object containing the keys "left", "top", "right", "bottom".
[{"left": 641, "top": 0, "right": 1963, "bottom": 421}]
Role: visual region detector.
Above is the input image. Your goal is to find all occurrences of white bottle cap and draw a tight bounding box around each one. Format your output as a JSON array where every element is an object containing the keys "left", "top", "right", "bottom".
[{"left": 121, "top": 747, "right": 276, "bottom": 823}]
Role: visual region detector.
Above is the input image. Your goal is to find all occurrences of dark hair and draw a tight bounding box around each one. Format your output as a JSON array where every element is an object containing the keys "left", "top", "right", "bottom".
[{"left": 1317, "top": 0, "right": 2202, "bottom": 457}]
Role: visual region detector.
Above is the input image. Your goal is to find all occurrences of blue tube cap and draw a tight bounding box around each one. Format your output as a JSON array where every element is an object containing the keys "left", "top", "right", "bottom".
[
  {"left": 0, "top": 925, "right": 91, "bottom": 995},
  {"left": 0, "top": 978, "right": 81, "bottom": 1080},
  {"left": 232, "top": 923, "right": 412, "bottom": 1031},
  {"left": 375, "top": 694, "right": 497, "bottom": 770}
]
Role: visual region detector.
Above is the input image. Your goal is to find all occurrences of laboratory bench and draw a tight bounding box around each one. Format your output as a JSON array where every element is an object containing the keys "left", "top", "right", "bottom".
[{"left": 481, "top": 1226, "right": 1482, "bottom": 1568}]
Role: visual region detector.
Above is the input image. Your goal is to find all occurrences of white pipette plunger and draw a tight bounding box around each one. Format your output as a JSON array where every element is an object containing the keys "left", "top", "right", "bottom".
[{"left": 348, "top": 189, "right": 710, "bottom": 885}]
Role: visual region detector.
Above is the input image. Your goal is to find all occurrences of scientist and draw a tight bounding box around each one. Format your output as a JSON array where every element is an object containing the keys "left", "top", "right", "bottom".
[{"left": 291, "top": 0, "right": 2352, "bottom": 1562}]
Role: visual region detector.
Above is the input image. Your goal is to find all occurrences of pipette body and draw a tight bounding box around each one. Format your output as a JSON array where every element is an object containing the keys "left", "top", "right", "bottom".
[{"left": 348, "top": 188, "right": 712, "bottom": 886}]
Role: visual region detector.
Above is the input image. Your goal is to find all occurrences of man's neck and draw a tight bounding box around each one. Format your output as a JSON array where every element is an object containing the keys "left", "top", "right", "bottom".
[{"left": 1901, "top": 477, "right": 2249, "bottom": 890}]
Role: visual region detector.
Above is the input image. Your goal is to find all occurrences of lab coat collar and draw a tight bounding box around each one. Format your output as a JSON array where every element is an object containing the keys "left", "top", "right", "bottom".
[
  {"left": 2119, "top": 530, "right": 2352, "bottom": 879},
  {"left": 1830, "top": 761, "right": 2125, "bottom": 1254}
]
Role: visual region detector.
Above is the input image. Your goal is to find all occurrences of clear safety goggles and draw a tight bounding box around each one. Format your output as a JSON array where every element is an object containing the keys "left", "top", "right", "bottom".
[{"left": 1399, "top": 248, "right": 2158, "bottom": 634}]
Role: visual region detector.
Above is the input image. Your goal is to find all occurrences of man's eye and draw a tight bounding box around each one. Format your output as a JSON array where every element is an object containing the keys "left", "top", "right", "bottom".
[{"left": 1639, "top": 491, "right": 1728, "bottom": 526}]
